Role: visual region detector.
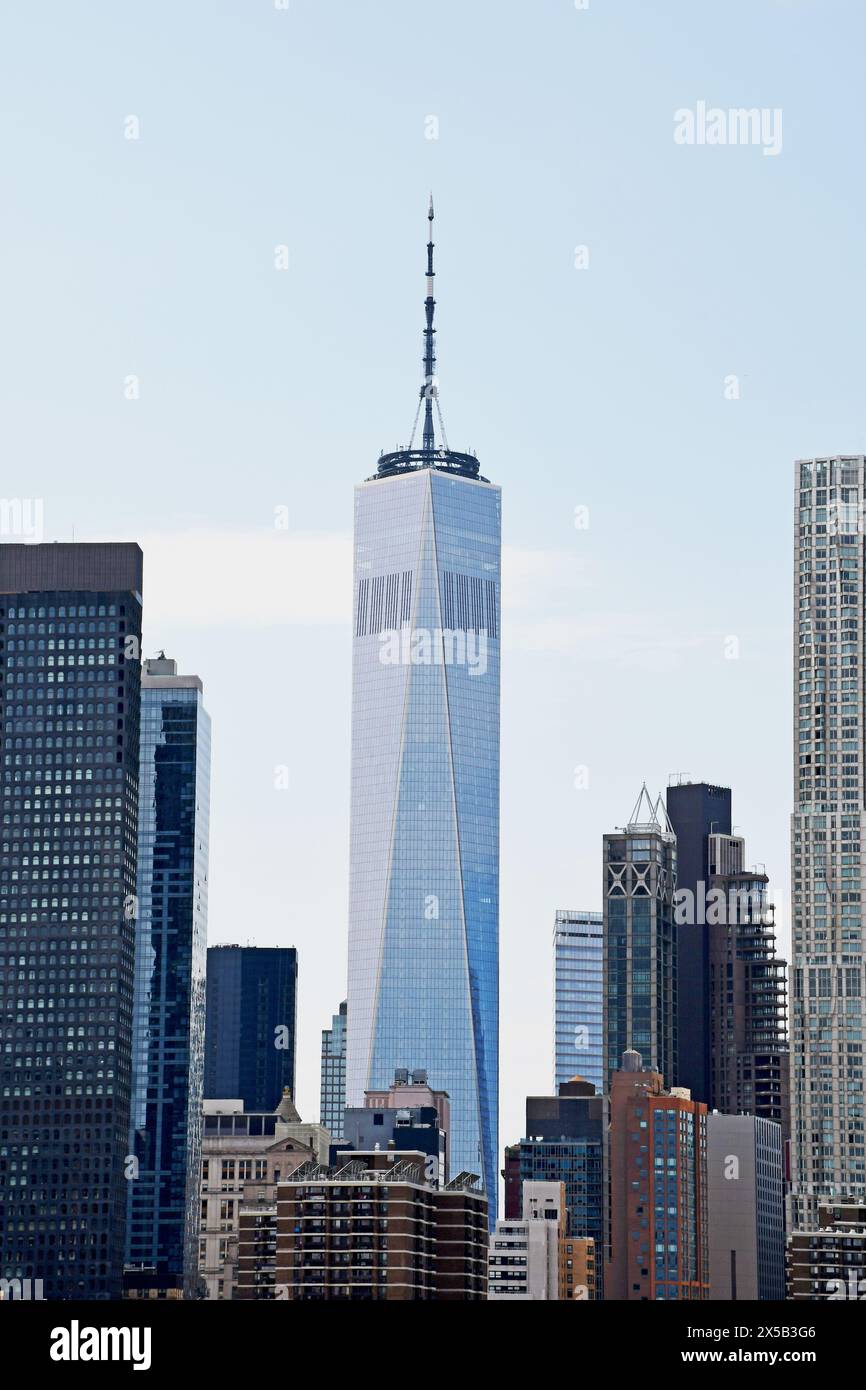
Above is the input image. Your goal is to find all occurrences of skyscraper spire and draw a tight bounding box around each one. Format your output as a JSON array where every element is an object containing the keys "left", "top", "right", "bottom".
[
  {"left": 374, "top": 199, "right": 485, "bottom": 481},
  {"left": 422, "top": 194, "right": 436, "bottom": 455}
]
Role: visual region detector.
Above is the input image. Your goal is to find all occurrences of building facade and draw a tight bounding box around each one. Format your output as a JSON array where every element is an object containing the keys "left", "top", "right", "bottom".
[
  {"left": 668, "top": 783, "right": 790, "bottom": 1132},
  {"left": 666, "top": 780, "right": 732, "bottom": 1102},
  {"left": 788, "top": 1203, "right": 866, "bottom": 1300},
  {"left": 199, "top": 1093, "right": 328, "bottom": 1300},
  {"left": 488, "top": 1181, "right": 565, "bottom": 1300},
  {"left": 203, "top": 945, "right": 298, "bottom": 1113},
  {"left": 608, "top": 1049, "right": 709, "bottom": 1301},
  {"left": 604, "top": 787, "right": 677, "bottom": 1091},
  {"left": 238, "top": 1149, "right": 488, "bottom": 1300},
  {"left": 791, "top": 455, "right": 866, "bottom": 1229},
  {"left": 516, "top": 1078, "right": 607, "bottom": 1296},
  {"left": 561, "top": 1236, "right": 596, "bottom": 1301},
  {"left": 125, "top": 655, "right": 210, "bottom": 1298},
  {"left": 706, "top": 1112, "right": 785, "bottom": 1301},
  {"left": 554, "top": 910, "right": 603, "bottom": 1095},
  {"left": 339, "top": 1068, "right": 449, "bottom": 1184},
  {"left": 320, "top": 999, "right": 347, "bottom": 1141},
  {"left": 0, "top": 542, "right": 143, "bottom": 1300},
  {"left": 346, "top": 202, "right": 500, "bottom": 1208},
  {"left": 705, "top": 843, "right": 790, "bottom": 1139}
]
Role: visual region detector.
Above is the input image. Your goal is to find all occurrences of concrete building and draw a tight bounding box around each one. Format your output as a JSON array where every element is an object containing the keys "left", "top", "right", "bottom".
[
  {"left": 608, "top": 1049, "right": 709, "bottom": 1301},
  {"left": 791, "top": 456, "right": 866, "bottom": 1228},
  {"left": 338, "top": 1068, "right": 449, "bottom": 1185},
  {"left": 237, "top": 1148, "right": 488, "bottom": 1300},
  {"left": 706, "top": 1112, "right": 785, "bottom": 1301},
  {"left": 561, "top": 1236, "right": 596, "bottom": 1301},
  {"left": 199, "top": 1092, "right": 328, "bottom": 1299},
  {"left": 788, "top": 1203, "right": 866, "bottom": 1300},
  {"left": 489, "top": 1181, "right": 564, "bottom": 1300},
  {"left": 554, "top": 910, "right": 603, "bottom": 1095}
]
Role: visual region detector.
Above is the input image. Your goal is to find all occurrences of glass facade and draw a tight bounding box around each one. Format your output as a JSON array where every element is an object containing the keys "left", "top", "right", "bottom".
[
  {"left": 320, "top": 999, "right": 346, "bottom": 1141},
  {"left": 0, "top": 543, "right": 143, "bottom": 1299},
  {"left": 604, "top": 798, "right": 677, "bottom": 1092},
  {"left": 791, "top": 455, "right": 866, "bottom": 1228},
  {"left": 125, "top": 659, "right": 210, "bottom": 1296},
  {"left": 554, "top": 910, "right": 603, "bottom": 1094},
  {"left": 203, "top": 946, "right": 298, "bottom": 1112},
  {"left": 347, "top": 466, "right": 500, "bottom": 1207}
]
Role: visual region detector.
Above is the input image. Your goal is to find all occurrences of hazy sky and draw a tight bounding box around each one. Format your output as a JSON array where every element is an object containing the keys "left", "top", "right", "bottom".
[{"left": 3, "top": 0, "right": 864, "bottom": 1178}]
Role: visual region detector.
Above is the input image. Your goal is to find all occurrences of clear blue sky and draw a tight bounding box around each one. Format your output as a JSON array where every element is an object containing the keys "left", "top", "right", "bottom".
[{"left": 3, "top": 0, "right": 864, "bottom": 1175}]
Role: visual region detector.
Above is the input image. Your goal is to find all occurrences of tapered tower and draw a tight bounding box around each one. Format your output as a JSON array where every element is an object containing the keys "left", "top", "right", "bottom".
[{"left": 346, "top": 202, "right": 500, "bottom": 1214}]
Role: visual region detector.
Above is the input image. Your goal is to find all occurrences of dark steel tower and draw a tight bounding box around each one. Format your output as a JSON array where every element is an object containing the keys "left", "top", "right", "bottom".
[{"left": 0, "top": 543, "right": 143, "bottom": 1299}]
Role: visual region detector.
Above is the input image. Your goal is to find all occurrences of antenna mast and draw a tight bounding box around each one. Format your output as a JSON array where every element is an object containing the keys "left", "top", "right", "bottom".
[{"left": 422, "top": 194, "right": 436, "bottom": 455}]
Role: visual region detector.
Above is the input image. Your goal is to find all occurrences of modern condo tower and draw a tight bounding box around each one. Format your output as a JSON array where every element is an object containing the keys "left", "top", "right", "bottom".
[
  {"left": 667, "top": 782, "right": 789, "bottom": 1133},
  {"left": 0, "top": 543, "right": 143, "bottom": 1299},
  {"left": 603, "top": 786, "right": 677, "bottom": 1091},
  {"left": 791, "top": 456, "right": 866, "bottom": 1228},
  {"left": 125, "top": 655, "right": 211, "bottom": 1298},
  {"left": 346, "top": 201, "right": 500, "bottom": 1208}
]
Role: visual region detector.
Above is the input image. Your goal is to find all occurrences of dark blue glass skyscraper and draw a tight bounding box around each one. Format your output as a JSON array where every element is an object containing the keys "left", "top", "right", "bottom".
[
  {"left": 346, "top": 202, "right": 500, "bottom": 1209},
  {"left": 0, "top": 543, "right": 143, "bottom": 1300},
  {"left": 125, "top": 655, "right": 210, "bottom": 1297},
  {"left": 203, "top": 946, "right": 298, "bottom": 1112}
]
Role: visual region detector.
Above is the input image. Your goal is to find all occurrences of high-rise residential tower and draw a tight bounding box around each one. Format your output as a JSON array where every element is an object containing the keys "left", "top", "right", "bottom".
[
  {"left": 554, "top": 910, "right": 603, "bottom": 1095},
  {"left": 705, "top": 838, "right": 789, "bottom": 1138},
  {"left": 603, "top": 786, "right": 677, "bottom": 1091},
  {"left": 791, "top": 455, "right": 866, "bottom": 1228},
  {"left": 667, "top": 783, "right": 789, "bottom": 1131},
  {"left": 607, "top": 1049, "right": 709, "bottom": 1302},
  {"left": 203, "top": 946, "right": 298, "bottom": 1113},
  {"left": 320, "top": 999, "right": 347, "bottom": 1141},
  {"left": 346, "top": 201, "right": 501, "bottom": 1207},
  {"left": 125, "top": 654, "right": 211, "bottom": 1298},
  {"left": 0, "top": 543, "right": 143, "bottom": 1299}
]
